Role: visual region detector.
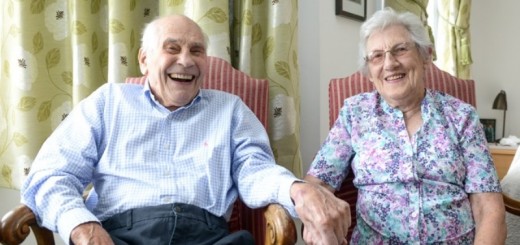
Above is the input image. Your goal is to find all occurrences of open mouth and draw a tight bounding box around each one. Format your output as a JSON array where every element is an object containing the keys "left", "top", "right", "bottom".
[
  {"left": 385, "top": 73, "right": 405, "bottom": 81},
  {"left": 168, "top": 73, "right": 195, "bottom": 82}
]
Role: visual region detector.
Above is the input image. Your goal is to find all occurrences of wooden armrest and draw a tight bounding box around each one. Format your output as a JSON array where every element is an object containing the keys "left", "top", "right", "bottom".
[
  {"left": 1, "top": 203, "right": 296, "bottom": 245},
  {"left": 264, "top": 204, "right": 297, "bottom": 245},
  {"left": 503, "top": 193, "right": 520, "bottom": 216},
  {"left": 0, "top": 204, "right": 55, "bottom": 245}
]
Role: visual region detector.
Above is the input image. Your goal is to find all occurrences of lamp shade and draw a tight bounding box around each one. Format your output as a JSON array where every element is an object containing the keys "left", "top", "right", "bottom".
[
  {"left": 492, "top": 90, "right": 507, "bottom": 139},
  {"left": 492, "top": 90, "right": 507, "bottom": 110}
]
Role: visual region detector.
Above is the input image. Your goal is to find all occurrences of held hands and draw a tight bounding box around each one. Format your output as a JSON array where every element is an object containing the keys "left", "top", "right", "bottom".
[
  {"left": 290, "top": 181, "right": 351, "bottom": 245},
  {"left": 70, "top": 222, "right": 114, "bottom": 245}
]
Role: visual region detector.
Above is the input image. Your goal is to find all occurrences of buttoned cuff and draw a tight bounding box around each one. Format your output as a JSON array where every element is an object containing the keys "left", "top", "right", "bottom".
[
  {"left": 57, "top": 207, "right": 99, "bottom": 244},
  {"left": 277, "top": 178, "right": 305, "bottom": 218}
]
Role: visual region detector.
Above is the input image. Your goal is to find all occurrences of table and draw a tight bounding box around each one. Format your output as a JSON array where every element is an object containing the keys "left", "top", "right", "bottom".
[{"left": 488, "top": 144, "right": 518, "bottom": 180}]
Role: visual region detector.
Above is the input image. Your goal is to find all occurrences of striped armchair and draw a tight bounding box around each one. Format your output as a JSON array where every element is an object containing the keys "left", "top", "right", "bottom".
[
  {"left": 0, "top": 56, "right": 296, "bottom": 245},
  {"left": 328, "top": 64, "right": 476, "bottom": 240}
]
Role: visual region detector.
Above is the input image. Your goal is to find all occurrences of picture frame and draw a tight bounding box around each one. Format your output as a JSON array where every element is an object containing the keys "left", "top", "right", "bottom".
[
  {"left": 480, "top": 118, "right": 496, "bottom": 143},
  {"left": 335, "top": 0, "right": 367, "bottom": 21}
]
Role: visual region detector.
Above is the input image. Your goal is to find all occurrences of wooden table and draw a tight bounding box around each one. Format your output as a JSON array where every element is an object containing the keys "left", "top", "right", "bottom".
[{"left": 488, "top": 144, "right": 518, "bottom": 180}]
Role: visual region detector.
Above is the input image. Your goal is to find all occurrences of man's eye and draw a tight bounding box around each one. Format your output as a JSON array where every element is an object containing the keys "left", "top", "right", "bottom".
[
  {"left": 191, "top": 49, "right": 205, "bottom": 55},
  {"left": 165, "top": 46, "right": 179, "bottom": 53}
]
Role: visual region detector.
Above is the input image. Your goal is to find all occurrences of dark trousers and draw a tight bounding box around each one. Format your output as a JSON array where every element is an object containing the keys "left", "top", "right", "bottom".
[{"left": 101, "top": 203, "right": 254, "bottom": 245}]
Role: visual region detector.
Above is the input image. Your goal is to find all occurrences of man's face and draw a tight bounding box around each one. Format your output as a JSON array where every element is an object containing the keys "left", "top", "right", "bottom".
[{"left": 138, "top": 16, "right": 208, "bottom": 111}]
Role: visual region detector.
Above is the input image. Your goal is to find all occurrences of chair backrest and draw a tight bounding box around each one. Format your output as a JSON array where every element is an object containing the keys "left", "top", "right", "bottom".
[
  {"left": 126, "top": 56, "right": 270, "bottom": 129},
  {"left": 126, "top": 56, "right": 270, "bottom": 244},
  {"left": 327, "top": 63, "right": 477, "bottom": 241},
  {"left": 328, "top": 64, "right": 476, "bottom": 128}
]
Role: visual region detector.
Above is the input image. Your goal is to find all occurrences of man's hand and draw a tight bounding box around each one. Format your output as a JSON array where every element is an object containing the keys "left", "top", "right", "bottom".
[
  {"left": 70, "top": 222, "right": 114, "bottom": 245},
  {"left": 291, "top": 176, "right": 351, "bottom": 245}
]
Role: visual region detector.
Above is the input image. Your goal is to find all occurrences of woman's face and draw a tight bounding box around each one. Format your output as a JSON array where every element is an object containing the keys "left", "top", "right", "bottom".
[{"left": 365, "top": 25, "right": 429, "bottom": 107}]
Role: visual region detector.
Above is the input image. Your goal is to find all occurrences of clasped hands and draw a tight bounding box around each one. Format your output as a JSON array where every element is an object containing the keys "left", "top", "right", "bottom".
[{"left": 291, "top": 181, "right": 352, "bottom": 245}]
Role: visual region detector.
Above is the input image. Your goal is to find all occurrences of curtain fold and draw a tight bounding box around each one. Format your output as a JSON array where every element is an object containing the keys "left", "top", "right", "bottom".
[
  {"left": 384, "top": 0, "right": 434, "bottom": 58},
  {"left": 428, "top": 0, "right": 472, "bottom": 78},
  {"left": 0, "top": 0, "right": 301, "bottom": 189},
  {"left": 233, "top": 0, "right": 302, "bottom": 177}
]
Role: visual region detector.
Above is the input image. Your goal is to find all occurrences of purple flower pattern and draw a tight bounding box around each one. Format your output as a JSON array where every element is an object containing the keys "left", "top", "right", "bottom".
[{"left": 307, "top": 90, "right": 501, "bottom": 244}]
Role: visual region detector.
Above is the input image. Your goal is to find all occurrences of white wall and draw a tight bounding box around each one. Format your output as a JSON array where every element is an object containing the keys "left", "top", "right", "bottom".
[
  {"left": 299, "top": 1, "right": 381, "bottom": 172},
  {"left": 471, "top": 1, "right": 520, "bottom": 140},
  {"left": 299, "top": 1, "right": 520, "bottom": 173}
]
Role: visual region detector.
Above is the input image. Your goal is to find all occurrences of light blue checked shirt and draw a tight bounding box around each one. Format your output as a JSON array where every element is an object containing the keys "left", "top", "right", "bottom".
[{"left": 21, "top": 82, "right": 298, "bottom": 243}]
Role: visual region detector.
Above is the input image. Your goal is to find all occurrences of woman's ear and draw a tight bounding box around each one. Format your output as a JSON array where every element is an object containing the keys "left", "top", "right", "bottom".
[
  {"left": 138, "top": 48, "right": 148, "bottom": 75},
  {"left": 423, "top": 47, "right": 433, "bottom": 68}
]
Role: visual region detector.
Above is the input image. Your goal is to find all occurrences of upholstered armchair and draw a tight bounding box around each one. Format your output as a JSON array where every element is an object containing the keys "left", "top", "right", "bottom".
[
  {"left": 327, "top": 64, "right": 479, "bottom": 240},
  {"left": 0, "top": 56, "right": 297, "bottom": 245}
]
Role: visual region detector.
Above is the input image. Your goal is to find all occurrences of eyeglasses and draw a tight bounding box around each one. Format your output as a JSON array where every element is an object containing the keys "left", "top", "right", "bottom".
[{"left": 364, "top": 42, "right": 416, "bottom": 65}]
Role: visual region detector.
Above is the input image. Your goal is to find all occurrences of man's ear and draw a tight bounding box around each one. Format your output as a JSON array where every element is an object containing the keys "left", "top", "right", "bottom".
[{"left": 138, "top": 48, "right": 148, "bottom": 75}]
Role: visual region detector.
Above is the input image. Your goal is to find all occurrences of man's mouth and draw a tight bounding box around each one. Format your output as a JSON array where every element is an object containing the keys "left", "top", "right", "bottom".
[{"left": 168, "top": 73, "right": 195, "bottom": 82}]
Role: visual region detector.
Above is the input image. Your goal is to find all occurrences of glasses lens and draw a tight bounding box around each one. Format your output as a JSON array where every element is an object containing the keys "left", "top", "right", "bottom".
[
  {"left": 366, "top": 42, "right": 413, "bottom": 65},
  {"left": 391, "top": 43, "right": 411, "bottom": 57},
  {"left": 366, "top": 51, "right": 384, "bottom": 64}
]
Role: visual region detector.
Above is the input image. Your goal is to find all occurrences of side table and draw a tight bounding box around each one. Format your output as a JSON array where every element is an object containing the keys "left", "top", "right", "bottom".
[{"left": 488, "top": 143, "right": 518, "bottom": 180}]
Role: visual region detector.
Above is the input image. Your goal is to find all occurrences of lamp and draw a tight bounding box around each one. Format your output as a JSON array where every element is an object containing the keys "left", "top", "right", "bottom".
[{"left": 492, "top": 90, "right": 507, "bottom": 139}]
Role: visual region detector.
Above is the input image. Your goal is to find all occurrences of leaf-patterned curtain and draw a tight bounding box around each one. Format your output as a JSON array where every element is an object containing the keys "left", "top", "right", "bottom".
[
  {"left": 384, "top": 0, "right": 434, "bottom": 58},
  {"left": 0, "top": 0, "right": 301, "bottom": 189},
  {"left": 427, "top": 0, "right": 472, "bottom": 78},
  {"left": 232, "top": 0, "right": 302, "bottom": 177}
]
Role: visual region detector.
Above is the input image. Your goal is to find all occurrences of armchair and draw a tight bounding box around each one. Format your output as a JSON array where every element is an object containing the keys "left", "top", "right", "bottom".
[
  {"left": 328, "top": 64, "right": 477, "bottom": 240},
  {"left": 0, "top": 56, "right": 297, "bottom": 245}
]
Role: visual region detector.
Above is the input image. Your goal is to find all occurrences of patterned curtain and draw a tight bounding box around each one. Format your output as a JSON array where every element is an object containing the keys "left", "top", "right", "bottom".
[
  {"left": 0, "top": 0, "right": 301, "bottom": 190},
  {"left": 384, "top": 0, "right": 434, "bottom": 58},
  {"left": 427, "top": 0, "right": 472, "bottom": 79},
  {"left": 232, "top": 0, "right": 302, "bottom": 177}
]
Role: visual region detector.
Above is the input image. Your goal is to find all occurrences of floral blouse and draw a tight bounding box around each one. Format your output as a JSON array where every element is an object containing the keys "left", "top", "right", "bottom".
[{"left": 307, "top": 89, "right": 501, "bottom": 244}]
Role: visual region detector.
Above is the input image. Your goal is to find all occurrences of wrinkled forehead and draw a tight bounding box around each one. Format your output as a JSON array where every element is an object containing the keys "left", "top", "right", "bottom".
[
  {"left": 366, "top": 25, "right": 411, "bottom": 50},
  {"left": 157, "top": 16, "right": 206, "bottom": 47}
]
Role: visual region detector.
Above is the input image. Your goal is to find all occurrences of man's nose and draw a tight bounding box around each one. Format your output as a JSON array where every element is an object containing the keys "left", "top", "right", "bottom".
[{"left": 177, "top": 51, "right": 195, "bottom": 67}]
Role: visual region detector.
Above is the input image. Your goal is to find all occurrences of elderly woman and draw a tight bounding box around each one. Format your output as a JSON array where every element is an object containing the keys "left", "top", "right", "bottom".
[{"left": 305, "top": 8, "right": 506, "bottom": 244}]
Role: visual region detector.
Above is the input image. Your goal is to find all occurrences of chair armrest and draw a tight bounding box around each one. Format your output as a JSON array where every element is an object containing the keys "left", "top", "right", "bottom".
[
  {"left": 1, "top": 203, "right": 297, "bottom": 245},
  {"left": 263, "top": 204, "right": 297, "bottom": 245},
  {"left": 503, "top": 193, "right": 520, "bottom": 216},
  {"left": 1, "top": 204, "right": 55, "bottom": 245}
]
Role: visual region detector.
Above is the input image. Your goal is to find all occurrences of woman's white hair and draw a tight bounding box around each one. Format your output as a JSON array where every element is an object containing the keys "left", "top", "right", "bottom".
[{"left": 358, "top": 8, "right": 433, "bottom": 75}]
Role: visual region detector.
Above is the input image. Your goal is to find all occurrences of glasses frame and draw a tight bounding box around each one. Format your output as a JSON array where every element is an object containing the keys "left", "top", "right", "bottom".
[{"left": 364, "top": 42, "right": 416, "bottom": 65}]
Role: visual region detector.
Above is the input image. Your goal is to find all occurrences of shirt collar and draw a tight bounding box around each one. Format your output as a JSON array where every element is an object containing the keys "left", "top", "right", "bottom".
[{"left": 142, "top": 78, "right": 203, "bottom": 112}]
